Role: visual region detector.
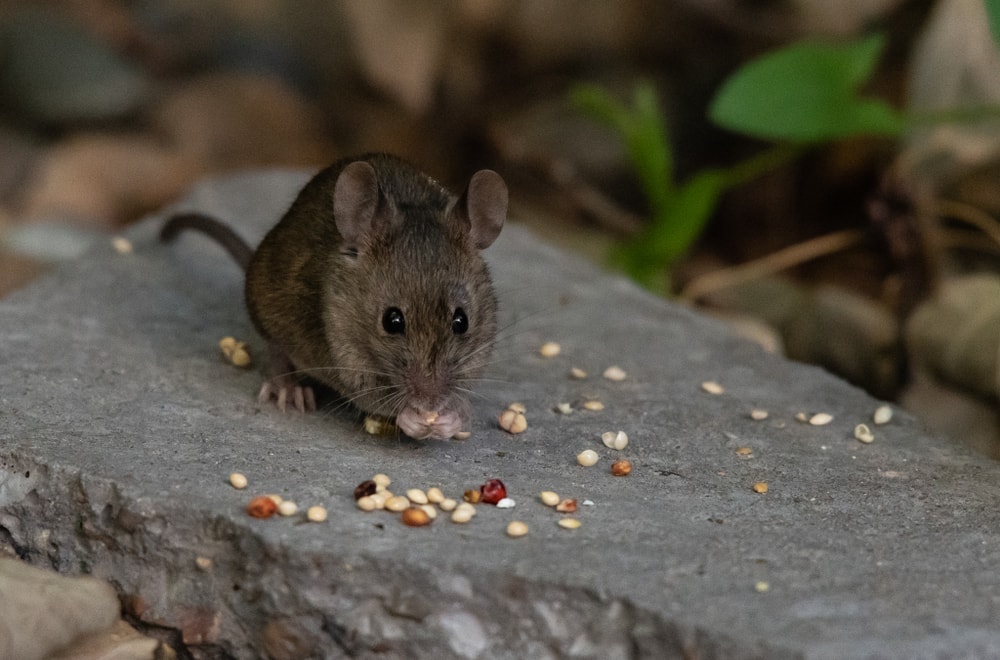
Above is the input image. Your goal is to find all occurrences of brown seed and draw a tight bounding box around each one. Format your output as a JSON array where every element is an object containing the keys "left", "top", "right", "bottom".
[
  {"left": 354, "top": 479, "right": 377, "bottom": 500},
  {"left": 555, "top": 498, "right": 578, "bottom": 513},
  {"left": 463, "top": 489, "right": 482, "bottom": 504},
  {"left": 610, "top": 459, "right": 632, "bottom": 476},
  {"left": 752, "top": 481, "right": 768, "bottom": 494},
  {"left": 401, "top": 506, "right": 432, "bottom": 527},
  {"left": 246, "top": 496, "right": 277, "bottom": 519}
]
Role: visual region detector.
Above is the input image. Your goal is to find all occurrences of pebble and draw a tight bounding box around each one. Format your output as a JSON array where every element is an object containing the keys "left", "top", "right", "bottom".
[
  {"left": 228, "top": 472, "right": 248, "bottom": 489},
  {"left": 577, "top": 449, "right": 599, "bottom": 467},
  {"left": 701, "top": 381, "right": 724, "bottom": 395},
  {"left": 506, "top": 521, "right": 529, "bottom": 538},
  {"left": 873, "top": 405, "right": 893, "bottom": 425},
  {"left": 306, "top": 506, "right": 327, "bottom": 522},
  {"left": 603, "top": 366, "right": 627, "bottom": 381},
  {"left": 809, "top": 413, "right": 834, "bottom": 426}
]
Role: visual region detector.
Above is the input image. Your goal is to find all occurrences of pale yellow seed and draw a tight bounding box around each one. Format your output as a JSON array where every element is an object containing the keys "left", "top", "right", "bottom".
[
  {"left": 356, "top": 496, "right": 376, "bottom": 512},
  {"left": 506, "top": 520, "right": 529, "bottom": 538},
  {"left": 418, "top": 504, "right": 438, "bottom": 520},
  {"left": 369, "top": 492, "right": 389, "bottom": 510},
  {"left": 406, "top": 489, "right": 429, "bottom": 505},
  {"left": 508, "top": 402, "right": 527, "bottom": 414},
  {"left": 599, "top": 430, "right": 628, "bottom": 450},
  {"left": 364, "top": 416, "right": 396, "bottom": 435},
  {"left": 752, "top": 481, "right": 768, "bottom": 494},
  {"left": 539, "top": 342, "right": 561, "bottom": 358},
  {"left": 277, "top": 500, "right": 298, "bottom": 516},
  {"left": 453, "top": 431, "right": 472, "bottom": 440},
  {"left": 755, "top": 581, "right": 770, "bottom": 593},
  {"left": 735, "top": 446, "right": 753, "bottom": 456},
  {"left": 582, "top": 400, "right": 604, "bottom": 411},
  {"left": 556, "top": 402, "right": 573, "bottom": 414},
  {"left": 873, "top": 405, "right": 893, "bottom": 425},
  {"left": 439, "top": 498, "right": 458, "bottom": 512},
  {"left": 219, "top": 336, "right": 236, "bottom": 351},
  {"left": 603, "top": 365, "right": 627, "bottom": 381},
  {"left": 455, "top": 501, "right": 477, "bottom": 517},
  {"left": 372, "top": 473, "right": 391, "bottom": 488},
  {"left": 266, "top": 494, "right": 283, "bottom": 505},
  {"left": 450, "top": 508, "right": 473, "bottom": 524},
  {"left": 426, "top": 487, "right": 444, "bottom": 504},
  {"left": 809, "top": 413, "right": 834, "bottom": 426},
  {"left": 701, "top": 381, "right": 724, "bottom": 395},
  {"left": 385, "top": 495, "right": 410, "bottom": 512},
  {"left": 558, "top": 518, "right": 581, "bottom": 530},
  {"left": 195, "top": 556, "right": 212, "bottom": 571},
  {"left": 569, "top": 367, "right": 587, "bottom": 380},
  {"left": 111, "top": 236, "right": 133, "bottom": 254},
  {"left": 306, "top": 506, "right": 327, "bottom": 522},
  {"left": 539, "top": 491, "right": 560, "bottom": 507},
  {"left": 229, "top": 347, "right": 252, "bottom": 367},
  {"left": 577, "top": 449, "right": 599, "bottom": 467},
  {"left": 228, "top": 472, "right": 248, "bottom": 490},
  {"left": 750, "top": 409, "right": 769, "bottom": 421},
  {"left": 855, "top": 423, "right": 875, "bottom": 444},
  {"left": 498, "top": 409, "right": 528, "bottom": 434},
  {"left": 795, "top": 412, "right": 809, "bottom": 422}
]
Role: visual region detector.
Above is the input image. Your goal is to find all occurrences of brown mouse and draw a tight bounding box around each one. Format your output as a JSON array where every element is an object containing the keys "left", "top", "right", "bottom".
[{"left": 161, "top": 153, "right": 507, "bottom": 440}]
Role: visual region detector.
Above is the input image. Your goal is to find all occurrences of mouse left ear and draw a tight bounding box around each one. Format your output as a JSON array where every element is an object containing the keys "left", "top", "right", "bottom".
[
  {"left": 455, "top": 170, "right": 507, "bottom": 250},
  {"left": 333, "top": 161, "right": 380, "bottom": 251}
]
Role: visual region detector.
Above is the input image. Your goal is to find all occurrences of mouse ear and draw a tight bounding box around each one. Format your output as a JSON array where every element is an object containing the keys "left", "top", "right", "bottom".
[
  {"left": 333, "top": 161, "right": 380, "bottom": 250},
  {"left": 455, "top": 170, "right": 507, "bottom": 250}
]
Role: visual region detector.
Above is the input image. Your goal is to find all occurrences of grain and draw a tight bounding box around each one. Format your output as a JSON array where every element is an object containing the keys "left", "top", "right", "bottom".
[
  {"left": 752, "top": 482, "right": 768, "bottom": 494},
  {"left": 701, "top": 381, "right": 724, "bottom": 395},
  {"left": 506, "top": 521, "right": 528, "bottom": 537},
  {"left": 854, "top": 423, "right": 875, "bottom": 444},
  {"left": 558, "top": 518, "right": 581, "bottom": 530},
  {"left": 603, "top": 366, "right": 627, "bottom": 381},
  {"left": 306, "top": 506, "right": 327, "bottom": 522},
  {"left": 610, "top": 459, "right": 632, "bottom": 476},
  {"left": 277, "top": 500, "right": 298, "bottom": 516},
  {"left": 539, "top": 491, "right": 560, "bottom": 506},
  {"left": 385, "top": 495, "right": 411, "bottom": 512},
  {"left": 539, "top": 342, "right": 561, "bottom": 358},
  {"left": 426, "top": 487, "right": 445, "bottom": 504},
  {"left": 401, "top": 507, "right": 432, "bottom": 526},
  {"left": 498, "top": 408, "right": 528, "bottom": 434},
  {"left": 577, "top": 449, "right": 599, "bottom": 467},
  {"left": 750, "top": 409, "right": 769, "bottom": 421},
  {"left": 406, "top": 489, "right": 429, "bottom": 505},
  {"left": 809, "top": 413, "right": 833, "bottom": 426},
  {"left": 873, "top": 405, "right": 893, "bottom": 425},
  {"left": 229, "top": 472, "right": 248, "bottom": 490}
]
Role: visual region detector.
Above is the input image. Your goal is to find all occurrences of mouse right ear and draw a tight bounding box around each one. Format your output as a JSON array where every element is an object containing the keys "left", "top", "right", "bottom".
[
  {"left": 333, "top": 161, "right": 380, "bottom": 251},
  {"left": 456, "top": 169, "right": 507, "bottom": 250}
]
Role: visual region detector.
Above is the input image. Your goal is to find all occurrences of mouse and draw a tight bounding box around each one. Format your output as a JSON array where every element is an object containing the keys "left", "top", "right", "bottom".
[{"left": 160, "top": 152, "right": 507, "bottom": 440}]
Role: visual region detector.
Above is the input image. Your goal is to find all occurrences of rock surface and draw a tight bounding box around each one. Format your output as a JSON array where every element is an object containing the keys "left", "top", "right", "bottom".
[{"left": 2, "top": 170, "right": 1000, "bottom": 659}]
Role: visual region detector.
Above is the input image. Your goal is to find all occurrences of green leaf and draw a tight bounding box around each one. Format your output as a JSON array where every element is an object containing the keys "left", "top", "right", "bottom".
[
  {"left": 987, "top": 0, "right": 1000, "bottom": 47},
  {"left": 709, "top": 33, "right": 906, "bottom": 141}
]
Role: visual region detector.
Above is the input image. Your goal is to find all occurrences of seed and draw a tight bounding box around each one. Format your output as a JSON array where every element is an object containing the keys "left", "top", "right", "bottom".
[
  {"left": 450, "top": 508, "right": 473, "bottom": 524},
  {"left": 195, "top": 556, "right": 212, "bottom": 571},
  {"left": 577, "top": 449, "right": 599, "bottom": 467},
  {"left": 439, "top": 498, "right": 458, "bottom": 511},
  {"left": 539, "top": 491, "right": 560, "bottom": 506},
  {"left": 506, "top": 521, "right": 528, "bottom": 538},
  {"left": 453, "top": 431, "right": 472, "bottom": 440},
  {"left": 369, "top": 492, "right": 389, "bottom": 509},
  {"left": 750, "top": 409, "right": 769, "bottom": 421},
  {"left": 795, "top": 412, "right": 809, "bottom": 422},
  {"left": 419, "top": 504, "right": 438, "bottom": 520},
  {"left": 385, "top": 496, "right": 410, "bottom": 512},
  {"left": 356, "top": 496, "right": 376, "bottom": 512},
  {"left": 873, "top": 405, "right": 892, "bottom": 425},
  {"left": 555, "top": 402, "right": 573, "bottom": 414},
  {"left": 111, "top": 236, "right": 133, "bottom": 254},
  {"left": 569, "top": 367, "right": 587, "bottom": 380},
  {"left": 582, "top": 400, "right": 604, "bottom": 411},
  {"left": 266, "top": 494, "right": 283, "bottom": 505},
  {"left": 601, "top": 430, "right": 628, "bottom": 450},
  {"left": 306, "top": 506, "right": 327, "bottom": 522},
  {"left": 372, "top": 473, "right": 391, "bottom": 488},
  {"left": 735, "top": 446, "right": 753, "bottom": 456},
  {"left": 463, "top": 489, "right": 482, "bottom": 504},
  {"left": 701, "top": 381, "right": 724, "bottom": 395},
  {"left": 610, "top": 459, "right": 632, "bottom": 476},
  {"left": 755, "top": 581, "right": 770, "bottom": 593},
  {"left": 498, "top": 409, "right": 527, "bottom": 434},
  {"left": 229, "top": 346, "right": 251, "bottom": 367},
  {"left": 354, "top": 479, "right": 377, "bottom": 500},
  {"left": 246, "top": 496, "right": 277, "bottom": 519},
  {"left": 854, "top": 423, "right": 875, "bottom": 444},
  {"left": 229, "top": 472, "right": 248, "bottom": 490},
  {"left": 582, "top": 499, "right": 595, "bottom": 506},
  {"left": 539, "top": 342, "right": 561, "bottom": 358},
  {"left": 364, "top": 416, "right": 395, "bottom": 435},
  {"left": 406, "top": 489, "right": 429, "bottom": 505},
  {"left": 508, "top": 402, "right": 527, "bottom": 414},
  {"left": 603, "top": 366, "right": 627, "bottom": 381},
  {"left": 752, "top": 481, "right": 768, "bottom": 494},
  {"left": 426, "top": 487, "right": 445, "bottom": 504},
  {"left": 809, "top": 413, "right": 833, "bottom": 426},
  {"left": 218, "top": 336, "right": 236, "bottom": 351},
  {"left": 455, "top": 502, "right": 477, "bottom": 517},
  {"left": 480, "top": 479, "right": 507, "bottom": 505},
  {"left": 558, "top": 518, "right": 581, "bottom": 530},
  {"left": 496, "top": 497, "right": 516, "bottom": 509},
  {"left": 555, "top": 498, "right": 578, "bottom": 513},
  {"left": 401, "top": 507, "right": 432, "bottom": 527},
  {"left": 424, "top": 411, "right": 439, "bottom": 424},
  {"left": 277, "top": 500, "right": 298, "bottom": 516}
]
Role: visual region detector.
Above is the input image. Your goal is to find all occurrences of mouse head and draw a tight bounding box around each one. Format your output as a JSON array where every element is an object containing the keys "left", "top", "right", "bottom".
[{"left": 325, "top": 158, "right": 507, "bottom": 439}]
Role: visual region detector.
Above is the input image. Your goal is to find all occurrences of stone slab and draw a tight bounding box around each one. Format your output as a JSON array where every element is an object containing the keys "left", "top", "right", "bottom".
[{"left": 2, "top": 170, "right": 999, "bottom": 659}]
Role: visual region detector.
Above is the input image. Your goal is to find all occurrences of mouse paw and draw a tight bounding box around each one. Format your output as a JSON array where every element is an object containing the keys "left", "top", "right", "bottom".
[
  {"left": 396, "top": 407, "right": 463, "bottom": 440},
  {"left": 258, "top": 376, "right": 316, "bottom": 413}
]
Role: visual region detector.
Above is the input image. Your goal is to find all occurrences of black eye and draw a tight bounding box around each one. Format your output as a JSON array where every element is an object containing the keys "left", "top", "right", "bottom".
[
  {"left": 452, "top": 307, "right": 468, "bottom": 335},
  {"left": 382, "top": 307, "right": 405, "bottom": 335}
]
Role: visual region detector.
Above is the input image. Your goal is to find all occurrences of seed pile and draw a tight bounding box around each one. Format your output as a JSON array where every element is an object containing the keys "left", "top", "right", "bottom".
[
  {"left": 219, "top": 336, "right": 251, "bottom": 367},
  {"left": 228, "top": 473, "right": 324, "bottom": 523},
  {"left": 498, "top": 403, "right": 528, "bottom": 434},
  {"left": 354, "top": 475, "right": 521, "bottom": 526}
]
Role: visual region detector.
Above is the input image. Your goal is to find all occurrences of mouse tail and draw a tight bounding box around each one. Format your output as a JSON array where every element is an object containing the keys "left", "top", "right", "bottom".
[{"left": 160, "top": 212, "right": 254, "bottom": 271}]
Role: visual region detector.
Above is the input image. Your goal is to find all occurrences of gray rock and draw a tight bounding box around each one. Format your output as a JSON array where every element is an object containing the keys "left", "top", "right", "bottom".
[{"left": 2, "top": 170, "right": 1000, "bottom": 658}]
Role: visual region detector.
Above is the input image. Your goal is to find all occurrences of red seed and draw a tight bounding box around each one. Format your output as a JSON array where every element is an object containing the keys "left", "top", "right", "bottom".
[
  {"left": 246, "top": 496, "right": 277, "bottom": 519},
  {"left": 480, "top": 479, "right": 507, "bottom": 505}
]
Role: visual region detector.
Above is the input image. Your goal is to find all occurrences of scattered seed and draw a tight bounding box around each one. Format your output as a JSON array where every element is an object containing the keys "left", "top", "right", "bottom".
[
  {"left": 418, "top": 504, "right": 438, "bottom": 520},
  {"left": 569, "top": 367, "right": 587, "bottom": 380},
  {"left": 508, "top": 402, "right": 527, "bottom": 414},
  {"left": 601, "top": 430, "right": 629, "bottom": 450},
  {"left": 277, "top": 500, "right": 298, "bottom": 516},
  {"left": 610, "top": 459, "right": 632, "bottom": 476},
  {"left": 701, "top": 381, "right": 724, "bottom": 395},
  {"left": 555, "top": 498, "right": 578, "bottom": 513},
  {"left": 229, "top": 472, "right": 248, "bottom": 490},
  {"left": 426, "top": 487, "right": 444, "bottom": 504},
  {"left": 735, "top": 446, "right": 753, "bottom": 457},
  {"left": 306, "top": 506, "right": 328, "bottom": 522},
  {"left": 854, "top": 423, "right": 875, "bottom": 444},
  {"left": 809, "top": 413, "right": 834, "bottom": 426},
  {"left": 558, "top": 518, "right": 581, "bottom": 530},
  {"left": 369, "top": 492, "right": 389, "bottom": 509},
  {"left": 406, "top": 488, "right": 429, "bottom": 505},
  {"left": 539, "top": 342, "right": 561, "bottom": 358},
  {"left": 385, "top": 495, "right": 411, "bottom": 512},
  {"left": 354, "top": 480, "right": 377, "bottom": 500},
  {"left": 455, "top": 502, "right": 477, "bottom": 517},
  {"left": 582, "top": 499, "right": 595, "bottom": 506},
  {"left": 755, "top": 581, "right": 770, "bottom": 593},
  {"left": 555, "top": 402, "right": 573, "bottom": 414},
  {"left": 218, "top": 337, "right": 252, "bottom": 368},
  {"left": 496, "top": 497, "right": 516, "bottom": 509},
  {"left": 603, "top": 366, "right": 627, "bottom": 381},
  {"left": 195, "top": 556, "right": 212, "bottom": 571},
  {"left": 795, "top": 412, "right": 809, "bottom": 422},
  {"left": 401, "top": 507, "right": 432, "bottom": 527},
  {"left": 439, "top": 498, "right": 458, "bottom": 511},
  {"left": 451, "top": 507, "right": 474, "bottom": 524},
  {"left": 111, "top": 236, "right": 133, "bottom": 254},
  {"left": 357, "top": 496, "right": 377, "bottom": 512},
  {"left": 266, "top": 494, "right": 283, "bottom": 505},
  {"left": 506, "top": 521, "right": 528, "bottom": 538},
  {"left": 246, "top": 496, "right": 277, "bottom": 519},
  {"left": 453, "top": 431, "right": 472, "bottom": 440},
  {"left": 480, "top": 479, "right": 508, "bottom": 504},
  {"left": 463, "top": 489, "right": 482, "bottom": 504},
  {"left": 498, "top": 408, "right": 528, "bottom": 434},
  {"left": 582, "top": 400, "right": 605, "bottom": 411},
  {"left": 363, "top": 416, "right": 396, "bottom": 435},
  {"left": 539, "top": 491, "right": 560, "bottom": 507},
  {"left": 372, "top": 473, "right": 391, "bottom": 488},
  {"left": 577, "top": 449, "right": 599, "bottom": 467},
  {"left": 750, "top": 409, "right": 769, "bottom": 421},
  {"left": 873, "top": 405, "right": 893, "bottom": 425},
  {"left": 752, "top": 481, "right": 768, "bottom": 494}
]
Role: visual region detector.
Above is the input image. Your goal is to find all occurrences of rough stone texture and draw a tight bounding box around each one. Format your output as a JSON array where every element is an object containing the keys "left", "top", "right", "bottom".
[{"left": 2, "top": 170, "right": 1000, "bottom": 659}]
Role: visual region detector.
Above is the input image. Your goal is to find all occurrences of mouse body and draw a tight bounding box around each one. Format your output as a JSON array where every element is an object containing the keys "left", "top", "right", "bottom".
[{"left": 162, "top": 153, "right": 507, "bottom": 440}]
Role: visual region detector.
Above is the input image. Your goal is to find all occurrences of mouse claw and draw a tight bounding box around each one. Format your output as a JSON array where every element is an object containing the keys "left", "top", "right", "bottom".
[{"left": 257, "top": 379, "right": 316, "bottom": 414}]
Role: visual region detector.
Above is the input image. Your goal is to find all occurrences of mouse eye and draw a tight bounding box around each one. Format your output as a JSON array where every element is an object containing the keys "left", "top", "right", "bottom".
[
  {"left": 382, "top": 307, "right": 406, "bottom": 335},
  {"left": 452, "top": 307, "right": 469, "bottom": 335}
]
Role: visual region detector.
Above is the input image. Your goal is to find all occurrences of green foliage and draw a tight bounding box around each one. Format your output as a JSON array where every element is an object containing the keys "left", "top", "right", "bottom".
[{"left": 987, "top": 0, "right": 1000, "bottom": 47}]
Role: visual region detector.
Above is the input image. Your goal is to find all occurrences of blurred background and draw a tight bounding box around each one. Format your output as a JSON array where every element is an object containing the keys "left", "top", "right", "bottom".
[{"left": 1, "top": 0, "right": 1000, "bottom": 455}]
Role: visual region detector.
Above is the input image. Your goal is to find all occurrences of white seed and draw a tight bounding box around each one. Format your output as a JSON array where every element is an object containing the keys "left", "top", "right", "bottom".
[
  {"left": 603, "top": 366, "right": 627, "bottom": 381},
  {"left": 306, "top": 506, "right": 327, "bottom": 522},
  {"left": 750, "top": 409, "right": 769, "bottom": 421},
  {"left": 356, "top": 496, "right": 376, "bottom": 512},
  {"left": 372, "top": 473, "right": 391, "bottom": 488},
  {"left": 556, "top": 402, "right": 573, "bottom": 414},
  {"left": 539, "top": 491, "right": 560, "bottom": 506},
  {"left": 195, "top": 556, "right": 212, "bottom": 571},
  {"left": 495, "top": 497, "right": 516, "bottom": 509},
  {"left": 439, "top": 498, "right": 458, "bottom": 512},
  {"left": 506, "top": 521, "right": 529, "bottom": 537},
  {"left": 455, "top": 501, "right": 477, "bottom": 517},
  {"left": 278, "top": 500, "right": 298, "bottom": 516},
  {"left": 582, "top": 499, "right": 595, "bottom": 506},
  {"left": 755, "top": 581, "right": 770, "bottom": 593},
  {"left": 855, "top": 423, "right": 875, "bottom": 444},
  {"left": 569, "top": 367, "right": 587, "bottom": 380},
  {"left": 450, "top": 508, "right": 474, "bottom": 524},
  {"left": 701, "top": 381, "right": 724, "bottom": 395},
  {"left": 539, "top": 342, "right": 561, "bottom": 358},
  {"left": 369, "top": 492, "right": 389, "bottom": 509},
  {"left": 418, "top": 504, "right": 438, "bottom": 520},
  {"left": 582, "top": 400, "right": 604, "bottom": 411},
  {"left": 111, "top": 236, "right": 133, "bottom": 254},
  {"left": 558, "top": 518, "right": 581, "bottom": 530},
  {"left": 452, "top": 431, "right": 472, "bottom": 440},
  {"left": 508, "top": 402, "right": 527, "bottom": 414},
  {"left": 601, "top": 430, "right": 629, "bottom": 450},
  {"left": 577, "top": 449, "right": 599, "bottom": 467},
  {"left": 873, "top": 405, "right": 893, "bottom": 425},
  {"left": 809, "top": 413, "right": 834, "bottom": 426},
  {"left": 426, "top": 487, "right": 444, "bottom": 504},
  {"left": 266, "top": 494, "right": 283, "bottom": 505},
  {"left": 795, "top": 412, "right": 809, "bottom": 422},
  {"left": 385, "top": 495, "right": 411, "bottom": 512},
  {"left": 406, "top": 489, "right": 429, "bottom": 505},
  {"left": 228, "top": 472, "right": 248, "bottom": 490},
  {"left": 498, "top": 408, "right": 527, "bottom": 434}
]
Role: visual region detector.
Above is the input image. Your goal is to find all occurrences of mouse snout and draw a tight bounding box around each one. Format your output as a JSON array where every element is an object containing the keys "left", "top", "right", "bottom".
[{"left": 404, "top": 365, "right": 455, "bottom": 413}]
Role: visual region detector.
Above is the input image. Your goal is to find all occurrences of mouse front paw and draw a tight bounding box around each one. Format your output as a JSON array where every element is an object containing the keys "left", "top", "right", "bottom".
[{"left": 258, "top": 376, "right": 316, "bottom": 413}]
